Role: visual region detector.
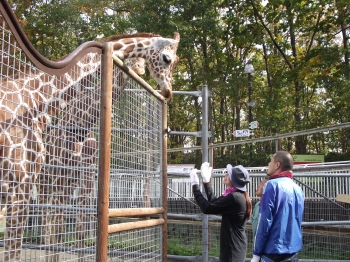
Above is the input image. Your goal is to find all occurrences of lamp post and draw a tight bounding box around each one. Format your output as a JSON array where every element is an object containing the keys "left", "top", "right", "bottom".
[{"left": 243, "top": 61, "right": 255, "bottom": 166}]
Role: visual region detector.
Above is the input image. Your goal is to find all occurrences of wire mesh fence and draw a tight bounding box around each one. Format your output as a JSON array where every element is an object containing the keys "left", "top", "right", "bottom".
[
  {"left": 0, "top": 5, "right": 166, "bottom": 261},
  {"left": 106, "top": 67, "right": 164, "bottom": 262},
  {"left": 0, "top": 12, "right": 102, "bottom": 260}
]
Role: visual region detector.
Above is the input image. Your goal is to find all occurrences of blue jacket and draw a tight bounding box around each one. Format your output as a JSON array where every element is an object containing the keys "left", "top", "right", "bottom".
[{"left": 253, "top": 177, "right": 304, "bottom": 256}]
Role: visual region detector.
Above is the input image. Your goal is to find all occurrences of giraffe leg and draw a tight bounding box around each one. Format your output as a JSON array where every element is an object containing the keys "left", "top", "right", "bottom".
[
  {"left": 74, "top": 132, "right": 97, "bottom": 262},
  {"left": 0, "top": 197, "right": 6, "bottom": 224},
  {"left": 48, "top": 211, "right": 63, "bottom": 262},
  {"left": 0, "top": 128, "right": 46, "bottom": 262},
  {"left": 47, "top": 174, "right": 72, "bottom": 262},
  {"left": 42, "top": 212, "right": 62, "bottom": 262},
  {"left": 38, "top": 170, "right": 67, "bottom": 262},
  {"left": 75, "top": 211, "right": 87, "bottom": 262},
  {"left": 74, "top": 170, "right": 95, "bottom": 262},
  {"left": 3, "top": 183, "right": 34, "bottom": 262},
  {"left": 37, "top": 170, "right": 55, "bottom": 262},
  {"left": 41, "top": 199, "right": 68, "bottom": 262}
]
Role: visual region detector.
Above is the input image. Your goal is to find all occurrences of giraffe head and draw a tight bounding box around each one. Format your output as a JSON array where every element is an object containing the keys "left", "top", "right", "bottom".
[
  {"left": 105, "top": 32, "right": 180, "bottom": 101},
  {"left": 145, "top": 32, "right": 180, "bottom": 101}
]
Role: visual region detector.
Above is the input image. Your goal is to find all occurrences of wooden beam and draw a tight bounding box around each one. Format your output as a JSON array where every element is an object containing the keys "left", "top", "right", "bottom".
[
  {"left": 96, "top": 42, "right": 113, "bottom": 262},
  {"left": 108, "top": 219, "right": 165, "bottom": 234},
  {"left": 108, "top": 207, "right": 165, "bottom": 217}
]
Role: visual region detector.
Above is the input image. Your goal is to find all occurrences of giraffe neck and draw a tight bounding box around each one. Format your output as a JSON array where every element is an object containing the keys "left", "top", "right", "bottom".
[
  {"left": 113, "top": 40, "right": 153, "bottom": 59},
  {"left": 53, "top": 57, "right": 145, "bottom": 132},
  {"left": 1, "top": 33, "right": 179, "bottom": 133},
  {"left": 0, "top": 53, "right": 101, "bottom": 130}
]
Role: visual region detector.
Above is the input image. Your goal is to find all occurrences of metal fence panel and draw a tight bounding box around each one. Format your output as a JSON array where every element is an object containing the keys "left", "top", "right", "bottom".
[
  {"left": 0, "top": 7, "right": 165, "bottom": 261},
  {"left": 167, "top": 164, "right": 350, "bottom": 260},
  {"left": 0, "top": 12, "right": 102, "bottom": 260},
  {"left": 107, "top": 69, "right": 164, "bottom": 262}
]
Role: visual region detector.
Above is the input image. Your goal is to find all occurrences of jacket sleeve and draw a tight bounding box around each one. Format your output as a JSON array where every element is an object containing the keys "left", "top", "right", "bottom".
[
  {"left": 192, "top": 184, "right": 235, "bottom": 215},
  {"left": 203, "top": 183, "right": 218, "bottom": 202},
  {"left": 253, "top": 183, "right": 275, "bottom": 256}
]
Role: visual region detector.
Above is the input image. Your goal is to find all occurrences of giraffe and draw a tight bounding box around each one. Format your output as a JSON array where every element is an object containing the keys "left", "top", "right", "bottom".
[
  {"left": 37, "top": 57, "right": 146, "bottom": 262},
  {"left": 0, "top": 32, "right": 180, "bottom": 261},
  {"left": 0, "top": 53, "right": 103, "bottom": 262}
]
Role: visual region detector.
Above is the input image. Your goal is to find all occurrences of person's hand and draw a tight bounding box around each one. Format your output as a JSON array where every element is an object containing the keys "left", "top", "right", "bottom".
[
  {"left": 189, "top": 168, "right": 199, "bottom": 186},
  {"left": 251, "top": 255, "right": 260, "bottom": 262},
  {"left": 201, "top": 162, "right": 212, "bottom": 183}
]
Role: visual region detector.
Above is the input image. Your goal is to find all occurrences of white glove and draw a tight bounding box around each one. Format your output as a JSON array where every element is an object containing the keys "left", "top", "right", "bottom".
[
  {"left": 200, "top": 162, "right": 212, "bottom": 183},
  {"left": 189, "top": 168, "right": 199, "bottom": 186},
  {"left": 251, "top": 255, "right": 261, "bottom": 262}
]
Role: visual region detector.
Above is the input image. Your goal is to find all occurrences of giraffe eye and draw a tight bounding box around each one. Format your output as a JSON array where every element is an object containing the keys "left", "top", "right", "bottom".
[{"left": 162, "top": 54, "right": 172, "bottom": 64}]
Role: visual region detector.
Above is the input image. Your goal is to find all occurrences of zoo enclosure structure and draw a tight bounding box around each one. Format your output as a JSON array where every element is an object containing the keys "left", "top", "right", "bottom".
[{"left": 0, "top": 1, "right": 171, "bottom": 261}]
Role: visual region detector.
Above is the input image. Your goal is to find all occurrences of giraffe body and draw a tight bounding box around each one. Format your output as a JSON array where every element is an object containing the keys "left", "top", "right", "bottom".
[
  {"left": 0, "top": 53, "right": 103, "bottom": 262},
  {"left": 0, "top": 32, "right": 179, "bottom": 261}
]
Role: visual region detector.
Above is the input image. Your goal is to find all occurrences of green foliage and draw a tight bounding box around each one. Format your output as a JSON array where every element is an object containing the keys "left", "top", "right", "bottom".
[
  {"left": 167, "top": 237, "right": 203, "bottom": 256},
  {"left": 325, "top": 151, "right": 350, "bottom": 162},
  {"left": 9, "top": 0, "right": 133, "bottom": 60},
  {"left": 167, "top": 237, "right": 350, "bottom": 259},
  {"left": 8, "top": 0, "right": 350, "bottom": 163}
]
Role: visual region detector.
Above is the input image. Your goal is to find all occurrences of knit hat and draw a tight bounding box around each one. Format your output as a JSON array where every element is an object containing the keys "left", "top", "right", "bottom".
[{"left": 226, "top": 164, "right": 250, "bottom": 191}]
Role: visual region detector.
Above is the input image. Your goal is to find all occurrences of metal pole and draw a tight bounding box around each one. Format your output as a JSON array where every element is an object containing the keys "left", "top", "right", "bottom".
[
  {"left": 161, "top": 101, "right": 168, "bottom": 262},
  {"left": 202, "top": 85, "right": 209, "bottom": 162},
  {"left": 275, "top": 139, "right": 279, "bottom": 152},
  {"left": 202, "top": 84, "right": 209, "bottom": 262},
  {"left": 248, "top": 73, "right": 253, "bottom": 166}
]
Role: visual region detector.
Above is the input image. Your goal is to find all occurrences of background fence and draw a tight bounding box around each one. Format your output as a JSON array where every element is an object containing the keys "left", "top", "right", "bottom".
[{"left": 166, "top": 162, "right": 350, "bottom": 261}]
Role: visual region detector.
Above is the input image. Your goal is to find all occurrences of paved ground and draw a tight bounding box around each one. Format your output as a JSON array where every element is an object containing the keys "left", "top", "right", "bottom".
[
  {"left": 0, "top": 248, "right": 222, "bottom": 262},
  {"left": 0, "top": 247, "right": 167, "bottom": 261},
  {"left": 0, "top": 248, "right": 96, "bottom": 262}
]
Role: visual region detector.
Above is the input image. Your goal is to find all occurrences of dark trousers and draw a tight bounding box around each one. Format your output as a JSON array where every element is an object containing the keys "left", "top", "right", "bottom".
[{"left": 261, "top": 253, "right": 298, "bottom": 262}]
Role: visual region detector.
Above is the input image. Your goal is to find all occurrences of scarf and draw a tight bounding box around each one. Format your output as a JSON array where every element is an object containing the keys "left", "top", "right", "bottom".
[
  {"left": 269, "top": 170, "right": 293, "bottom": 179},
  {"left": 222, "top": 187, "right": 237, "bottom": 196}
]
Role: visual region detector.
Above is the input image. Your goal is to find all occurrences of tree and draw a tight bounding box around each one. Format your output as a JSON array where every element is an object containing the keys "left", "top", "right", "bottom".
[
  {"left": 250, "top": 0, "right": 350, "bottom": 155},
  {"left": 8, "top": 0, "right": 134, "bottom": 60},
  {"left": 6, "top": 0, "right": 350, "bottom": 166}
]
